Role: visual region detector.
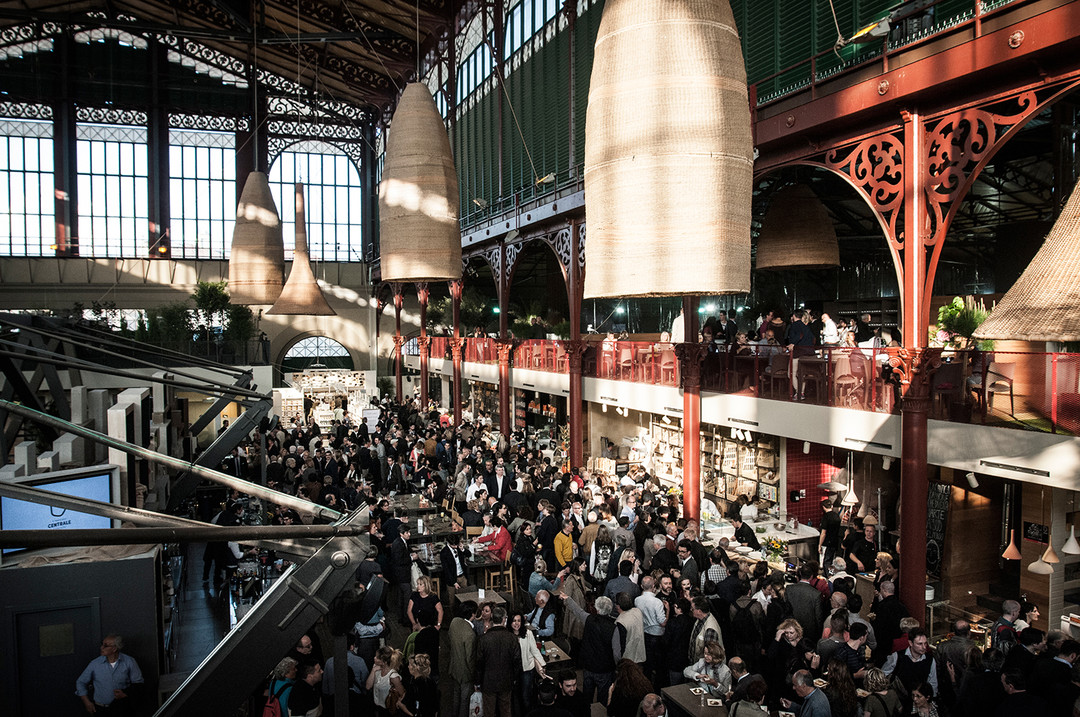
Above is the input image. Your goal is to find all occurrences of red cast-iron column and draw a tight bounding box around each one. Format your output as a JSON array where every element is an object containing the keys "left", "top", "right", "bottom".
[
  {"left": 393, "top": 284, "right": 404, "bottom": 401},
  {"left": 897, "top": 109, "right": 931, "bottom": 620},
  {"left": 678, "top": 296, "right": 703, "bottom": 521},
  {"left": 417, "top": 282, "right": 430, "bottom": 409},
  {"left": 497, "top": 340, "right": 512, "bottom": 438},
  {"left": 567, "top": 220, "right": 585, "bottom": 468},
  {"left": 449, "top": 279, "right": 464, "bottom": 426}
]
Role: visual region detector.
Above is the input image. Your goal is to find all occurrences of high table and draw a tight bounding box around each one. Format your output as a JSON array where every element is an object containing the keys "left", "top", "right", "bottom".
[
  {"left": 541, "top": 641, "right": 572, "bottom": 671},
  {"left": 392, "top": 494, "right": 439, "bottom": 516},
  {"left": 662, "top": 683, "right": 728, "bottom": 717}
]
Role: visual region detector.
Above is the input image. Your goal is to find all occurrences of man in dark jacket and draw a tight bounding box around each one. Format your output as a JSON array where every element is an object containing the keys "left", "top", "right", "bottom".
[
  {"left": 871, "top": 580, "right": 909, "bottom": 664},
  {"left": 476, "top": 606, "right": 522, "bottom": 717},
  {"left": 785, "top": 564, "right": 825, "bottom": 642},
  {"left": 389, "top": 523, "right": 414, "bottom": 626},
  {"left": 561, "top": 594, "right": 618, "bottom": 706}
]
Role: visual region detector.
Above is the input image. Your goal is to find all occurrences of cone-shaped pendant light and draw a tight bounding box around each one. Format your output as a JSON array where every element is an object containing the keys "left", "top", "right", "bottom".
[
  {"left": 1027, "top": 558, "right": 1054, "bottom": 574},
  {"left": 1042, "top": 540, "right": 1061, "bottom": 564},
  {"left": 1002, "top": 529, "right": 1022, "bottom": 560},
  {"left": 267, "top": 183, "right": 335, "bottom": 316},
  {"left": 228, "top": 172, "right": 285, "bottom": 305},
  {"left": 1063, "top": 525, "right": 1080, "bottom": 555},
  {"left": 582, "top": 0, "right": 753, "bottom": 298},
  {"left": 975, "top": 182, "right": 1080, "bottom": 341},
  {"left": 379, "top": 83, "right": 461, "bottom": 282},
  {"left": 756, "top": 184, "right": 841, "bottom": 270}
]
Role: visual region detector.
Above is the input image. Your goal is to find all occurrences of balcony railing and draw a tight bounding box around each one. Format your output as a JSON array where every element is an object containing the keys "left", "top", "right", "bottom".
[{"left": 434, "top": 337, "right": 1078, "bottom": 434}]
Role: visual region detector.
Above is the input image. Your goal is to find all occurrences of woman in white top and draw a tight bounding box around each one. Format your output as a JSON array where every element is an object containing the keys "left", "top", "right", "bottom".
[
  {"left": 365, "top": 645, "right": 404, "bottom": 716},
  {"left": 510, "top": 611, "right": 546, "bottom": 714}
]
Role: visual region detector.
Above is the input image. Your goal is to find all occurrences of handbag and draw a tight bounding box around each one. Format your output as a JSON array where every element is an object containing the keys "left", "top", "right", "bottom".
[{"left": 385, "top": 681, "right": 405, "bottom": 714}]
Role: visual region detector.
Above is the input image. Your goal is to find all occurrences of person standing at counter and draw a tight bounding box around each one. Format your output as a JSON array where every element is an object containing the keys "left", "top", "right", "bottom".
[
  {"left": 730, "top": 517, "right": 761, "bottom": 551},
  {"left": 818, "top": 499, "right": 842, "bottom": 564},
  {"left": 846, "top": 522, "right": 878, "bottom": 574}
]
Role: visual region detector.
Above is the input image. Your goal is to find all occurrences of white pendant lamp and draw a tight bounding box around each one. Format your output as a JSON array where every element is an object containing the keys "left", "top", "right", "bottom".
[
  {"left": 1027, "top": 558, "right": 1054, "bottom": 575},
  {"left": 1062, "top": 525, "right": 1080, "bottom": 555}
]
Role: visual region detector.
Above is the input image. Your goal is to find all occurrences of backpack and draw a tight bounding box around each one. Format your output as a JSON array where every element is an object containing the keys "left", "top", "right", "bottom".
[
  {"left": 868, "top": 692, "right": 903, "bottom": 717},
  {"left": 731, "top": 600, "right": 761, "bottom": 645},
  {"left": 262, "top": 681, "right": 290, "bottom": 717}
]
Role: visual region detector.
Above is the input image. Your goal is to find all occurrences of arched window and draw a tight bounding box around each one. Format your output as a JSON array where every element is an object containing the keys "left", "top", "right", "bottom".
[
  {"left": 268, "top": 141, "right": 364, "bottom": 262},
  {"left": 283, "top": 336, "right": 354, "bottom": 370}
]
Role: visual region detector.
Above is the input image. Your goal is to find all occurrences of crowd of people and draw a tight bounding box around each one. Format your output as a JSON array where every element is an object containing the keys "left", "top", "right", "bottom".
[{"left": 220, "top": 396, "right": 1078, "bottom": 717}]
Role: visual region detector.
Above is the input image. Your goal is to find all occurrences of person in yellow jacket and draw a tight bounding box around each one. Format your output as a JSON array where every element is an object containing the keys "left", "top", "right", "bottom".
[{"left": 554, "top": 518, "right": 576, "bottom": 568}]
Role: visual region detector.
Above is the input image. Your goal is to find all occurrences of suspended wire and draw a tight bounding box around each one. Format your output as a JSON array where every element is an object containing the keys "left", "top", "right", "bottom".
[
  {"left": 484, "top": 35, "right": 544, "bottom": 185},
  {"left": 342, "top": 0, "right": 402, "bottom": 94},
  {"left": 827, "top": 0, "right": 846, "bottom": 56}
]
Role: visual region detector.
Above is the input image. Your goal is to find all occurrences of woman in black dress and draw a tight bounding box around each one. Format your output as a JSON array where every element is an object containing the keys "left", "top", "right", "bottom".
[{"left": 407, "top": 576, "right": 443, "bottom": 632}]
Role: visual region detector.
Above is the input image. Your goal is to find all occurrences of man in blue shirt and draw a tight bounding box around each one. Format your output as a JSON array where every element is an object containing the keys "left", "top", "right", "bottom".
[{"left": 76, "top": 634, "right": 144, "bottom": 714}]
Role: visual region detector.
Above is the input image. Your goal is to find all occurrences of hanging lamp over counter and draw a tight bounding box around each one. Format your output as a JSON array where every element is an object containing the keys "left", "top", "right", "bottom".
[
  {"left": 228, "top": 172, "right": 285, "bottom": 305},
  {"left": 582, "top": 0, "right": 753, "bottom": 299},
  {"left": 756, "top": 184, "right": 841, "bottom": 270},
  {"left": 378, "top": 83, "right": 461, "bottom": 283},
  {"left": 267, "top": 183, "right": 336, "bottom": 316}
]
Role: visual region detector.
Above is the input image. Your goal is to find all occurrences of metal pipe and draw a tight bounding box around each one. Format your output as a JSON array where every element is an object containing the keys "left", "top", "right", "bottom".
[
  {"left": 0, "top": 343, "right": 266, "bottom": 401},
  {"left": 0, "top": 524, "right": 367, "bottom": 549},
  {"left": 0, "top": 482, "right": 321, "bottom": 558},
  {"left": 0, "top": 399, "right": 342, "bottom": 521}
]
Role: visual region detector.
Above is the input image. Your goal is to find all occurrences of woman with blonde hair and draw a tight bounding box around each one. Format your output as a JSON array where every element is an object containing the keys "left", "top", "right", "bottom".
[
  {"left": 766, "top": 618, "right": 818, "bottom": 702},
  {"left": 863, "top": 667, "right": 902, "bottom": 717},
  {"left": 401, "top": 653, "right": 438, "bottom": 717},
  {"left": 407, "top": 575, "right": 444, "bottom": 632},
  {"left": 365, "top": 646, "right": 404, "bottom": 716}
]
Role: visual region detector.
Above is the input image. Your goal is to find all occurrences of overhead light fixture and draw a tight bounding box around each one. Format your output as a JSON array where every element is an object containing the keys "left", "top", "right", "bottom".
[
  {"left": 965, "top": 472, "right": 979, "bottom": 489},
  {"left": 1042, "top": 541, "right": 1061, "bottom": 565},
  {"left": 662, "top": 415, "right": 672, "bottom": 424},
  {"left": 803, "top": 441, "right": 811, "bottom": 454},
  {"left": 492, "top": 306, "right": 501, "bottom": 314},
  {"left": 505, "top": 229, "right": 519, "bottom": 242},
  {"left": 1062, "top": 525, "right": 1080, "bottom": 555},
  {"left": 882, "top": 457, "right": 892, "bottom": 470},
  {"left": 1002, "top": 529, "right": 1022, "bottom": 560},
  {"left": 1027, "top": 558, "right": 1054, "bottom": 575},
  {"left": 841, "top": 481, "right": 859, "bottom": 506},
  {"left": 535, "top": 173, "right": 555, "bottom": 185},
  {"left": 472, "top": 198, "right": 488, "bottom": 209},
  {"left": 602, "top": 403, "right": 608, "bottom": 413},
  {"left": 844, "top": 17, "right": 890, "bottom": 45}
]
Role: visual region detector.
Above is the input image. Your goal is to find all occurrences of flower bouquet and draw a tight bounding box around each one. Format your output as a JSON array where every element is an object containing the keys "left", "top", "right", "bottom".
[{"left": 763, "top": 537, "right": 788, "bottom": 562}]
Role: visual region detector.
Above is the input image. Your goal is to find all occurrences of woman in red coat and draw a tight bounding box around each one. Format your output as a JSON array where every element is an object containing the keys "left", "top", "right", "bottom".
[{"left": 476, "top": 516, "right": 513, "bottom": 561}]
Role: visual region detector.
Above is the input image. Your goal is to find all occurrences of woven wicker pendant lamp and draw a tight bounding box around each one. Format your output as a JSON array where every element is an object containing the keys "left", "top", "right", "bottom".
[
  {"left": 267, "top": 183, "right": 335, "bottom": 316},
  {"left": 975, "top": 181, "right": 1080, "bottom": 342},
  {"left": 582, "top": 0, "right": 753, "bottom": 299},
  {"left": 228, "top": 172, "right": 285, "bottom": 305},
  {"left": 379, "top": 83, "right": 461, "bottom": 282},
  {"left": 756, "top": 184, "right": 841, "bottom": 270}
]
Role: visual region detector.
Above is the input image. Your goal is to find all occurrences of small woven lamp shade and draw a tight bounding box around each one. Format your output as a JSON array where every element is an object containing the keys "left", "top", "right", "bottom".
[
  {"left": 583, "top": 0, "right": 753, "bottom": 298},
  {"left": 267, "top": 183, "right": 335, "bottom": 316},
  {"left": 379, "top": 83, "right": 461, "bottom": 282},
  {"left": 228, "top": 172, "right": 285, "bottom": 305},
  {"left": 756, "top": 184, "right": 840, "bottom": 270},
  {"left": 975, "top": 182, "right": 1080, "bottom": 341}
]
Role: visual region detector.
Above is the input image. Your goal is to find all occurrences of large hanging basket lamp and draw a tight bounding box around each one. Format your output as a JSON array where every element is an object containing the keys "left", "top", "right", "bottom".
[
  {"left": 756, "top": 184, "right": 841, "bottom": 270},
  {"left": 228, "top": 172, "right": 285, "bottom": 305},
  {"left": 267, "top": 183, "right": 336, "bottom": 316},
  {"left": 975, "top": 181, "right": 1080, "bottom": 341},
  {"left": 378, "top": 83, "right": 462, "bottom": 282},
  {"left": 582, "top": 0, "right": 754, "bottom": 298}
]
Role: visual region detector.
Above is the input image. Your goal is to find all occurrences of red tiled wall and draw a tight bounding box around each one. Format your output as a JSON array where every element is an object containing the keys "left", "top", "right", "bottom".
[{"left": 785, "top": 439, "right": 841, "bottom": 528}]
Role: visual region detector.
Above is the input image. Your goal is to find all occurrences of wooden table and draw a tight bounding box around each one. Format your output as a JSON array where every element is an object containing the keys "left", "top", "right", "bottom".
[
  {"left": 393, "top": 494, "right": 438, "bottom": 516},
  {"left": 406, "top": 516, "right": 460, "bottom": 544},
  {"left": 662, "top": 683, "right": 728, "bottom": 717},
  {"left": 542, "top": 640, "right": 572, "bottom": 670},
  {"left": 454, "top": 589, "right": 505, "bottom": 608}
]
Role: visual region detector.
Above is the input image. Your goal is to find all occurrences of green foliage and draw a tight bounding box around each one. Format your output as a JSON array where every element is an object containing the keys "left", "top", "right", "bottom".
[
  {"left": 426, "top": 285, "right": 491, "bottom": 332},
  {"left": 934, "top": 296, "right": 993, "bottom": 350},
  {"left": 224, "top": 304, "right": 257, "bottom": 342},
  {"left": 192, "top": 281, "right": 231, "bottom": 328},
  {"left": 145, "top": 301, "right": 194, "bottom": 343},
  {"left": 549, "top": 320, "right": 571, "bottom": 339},
  {"left": 511, "top": 319, "right": 533, "bottom": 339}
]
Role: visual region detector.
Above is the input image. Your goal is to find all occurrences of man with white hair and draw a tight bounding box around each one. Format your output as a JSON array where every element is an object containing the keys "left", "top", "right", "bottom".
[
  {"left": 828, "top": 557, "right": 852, "bottom": 586},
  {"left": 560, "top": 593, "right": 618, "bottom": 706},
  {"left": 992, "top": 599, "right": 1022, "bottom": 654},
  {"left": 76, "top": 633, "right": 144, "bottom": 715}
]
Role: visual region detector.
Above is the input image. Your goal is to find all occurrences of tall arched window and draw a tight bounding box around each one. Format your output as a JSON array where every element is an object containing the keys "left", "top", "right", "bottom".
[{"left": 268, "top": 140, "right": 364, "bottom": 262}]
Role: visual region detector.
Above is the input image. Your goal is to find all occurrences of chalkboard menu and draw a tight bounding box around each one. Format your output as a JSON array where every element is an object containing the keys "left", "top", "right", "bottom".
[
  {"left": 926, "top": 482, "right": 952, "bottom": 577},
  {"left": 1023, "top": 521, "right": 1049, "bottom": 544}
]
